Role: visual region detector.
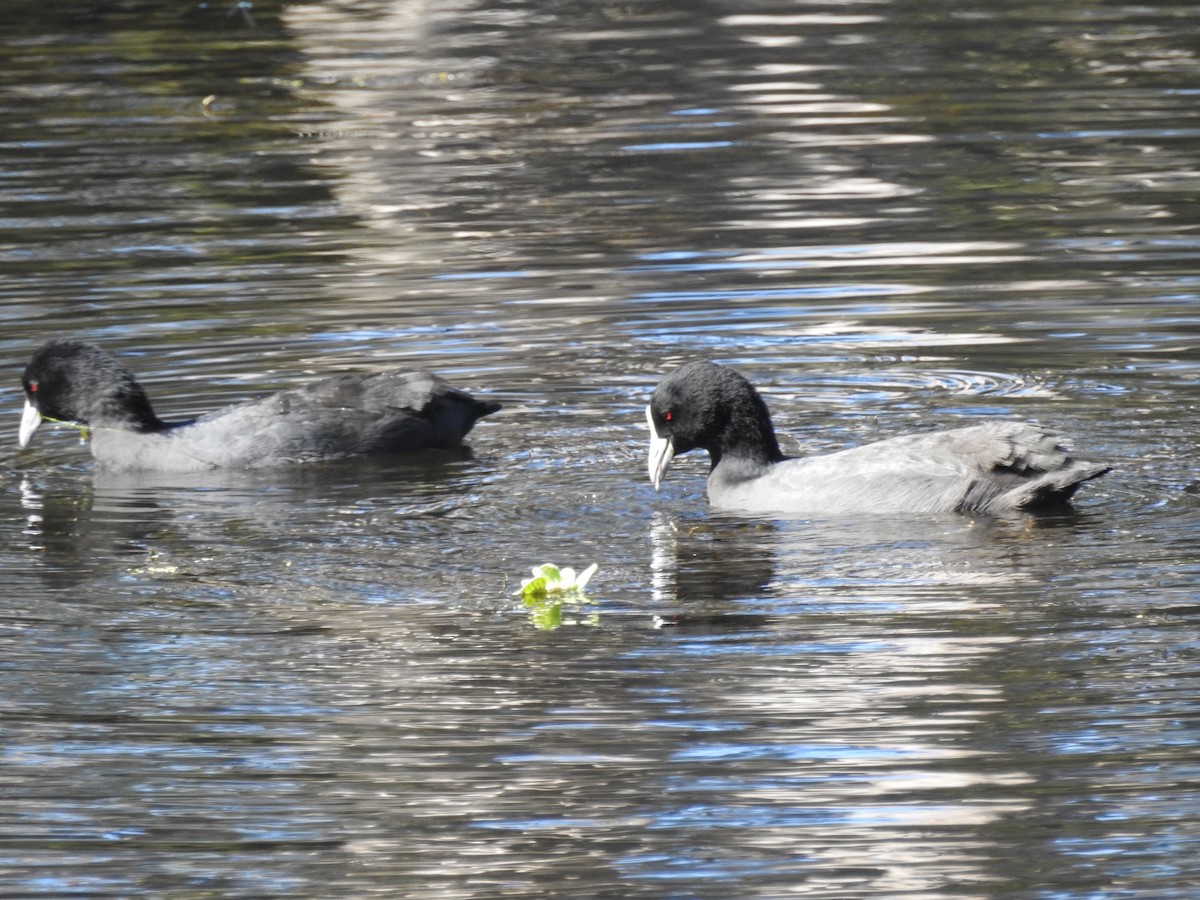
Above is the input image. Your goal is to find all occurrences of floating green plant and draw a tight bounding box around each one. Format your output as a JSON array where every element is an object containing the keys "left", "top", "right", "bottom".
[
  {"left": 515, "top": 563, "right": 599, "bottom": 630},
  {"left": 516, "top": 563, "right": 597, "bottom": 599}
]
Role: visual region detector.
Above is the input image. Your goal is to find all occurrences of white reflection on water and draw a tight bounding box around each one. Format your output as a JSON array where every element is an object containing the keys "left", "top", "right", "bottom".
[
  {"left": 622, "top": 507, "right": 1043, "bottom": 892},
  {"left": 19, "top": 476, "right": 44, "bottom": 539}
]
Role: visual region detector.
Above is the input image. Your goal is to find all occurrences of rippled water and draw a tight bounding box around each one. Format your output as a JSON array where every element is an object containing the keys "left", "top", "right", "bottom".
[{"left": 2, "top": 0, "right": 1199, "bottom": 896}]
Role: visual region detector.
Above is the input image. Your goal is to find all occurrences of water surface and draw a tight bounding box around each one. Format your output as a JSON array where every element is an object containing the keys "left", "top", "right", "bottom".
[{"left": 2, "top": 0, "right": 1199, "bottom": 896}]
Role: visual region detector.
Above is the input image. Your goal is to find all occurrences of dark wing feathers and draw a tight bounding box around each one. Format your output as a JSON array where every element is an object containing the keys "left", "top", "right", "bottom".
[{"left": 963, "top": 424, "right": 1111, "bottom": 512}]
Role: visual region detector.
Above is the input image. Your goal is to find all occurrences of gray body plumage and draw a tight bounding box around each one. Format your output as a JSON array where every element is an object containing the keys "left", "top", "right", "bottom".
[{"left": 706, "top": 421, "right": 1109, "bottom": 516}]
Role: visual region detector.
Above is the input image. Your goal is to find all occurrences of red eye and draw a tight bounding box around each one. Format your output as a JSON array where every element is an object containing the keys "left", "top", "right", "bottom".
[
  {"left": 28, "top": 382, "right": 37, "bottom": 393},
  {"left": 664, "top": 410, "right": 672, "bottom": 421}
]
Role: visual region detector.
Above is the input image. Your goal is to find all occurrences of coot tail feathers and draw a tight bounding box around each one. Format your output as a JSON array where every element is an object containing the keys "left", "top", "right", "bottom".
[{"left": 993, "top": 460, "right": 1112, "bottom": 512}]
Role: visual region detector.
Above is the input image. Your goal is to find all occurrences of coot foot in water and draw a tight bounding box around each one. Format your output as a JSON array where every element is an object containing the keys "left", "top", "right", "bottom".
[
  {"left": 646, "top": 360, "right": 1109, "bottom": 516},
  {"left": 19, "top": 340, "right": 501, "bottom": 473}
]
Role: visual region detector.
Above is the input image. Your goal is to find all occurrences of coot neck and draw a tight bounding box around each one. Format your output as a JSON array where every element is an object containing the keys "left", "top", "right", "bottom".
[
  {"left": 93, "top": 389, "right": 170, "bottom": 433},
  {"left": 711, "top": 392, "right": 785, "bottom": 468}
]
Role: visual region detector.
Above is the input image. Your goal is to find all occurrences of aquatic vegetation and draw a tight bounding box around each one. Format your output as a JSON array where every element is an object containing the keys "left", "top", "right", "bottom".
[{"left": 515, "top": 563, "right": 599, "bottom": 630}]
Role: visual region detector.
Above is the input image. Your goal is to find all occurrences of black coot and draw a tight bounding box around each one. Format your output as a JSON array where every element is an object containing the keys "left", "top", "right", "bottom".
[
  {"left": 19, "top": 340, "right": 501, "bottom": 472},
  {"left": 646, "top": 360, "right": 1109, "bottom": 516}
]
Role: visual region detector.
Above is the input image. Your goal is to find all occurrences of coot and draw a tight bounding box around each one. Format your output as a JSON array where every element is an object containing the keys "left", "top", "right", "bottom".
[
  {"left": 646, "top": 360, "right": 1109, "bottom": 516},
  {"left": 19, "top": 340, "right": 501, "bottom": 472}
]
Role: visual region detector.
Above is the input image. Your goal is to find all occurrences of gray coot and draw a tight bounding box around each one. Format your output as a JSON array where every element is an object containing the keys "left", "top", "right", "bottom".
[
  {"left": 646, "top": 360, "right": 1110, "bottom": 516},
  {"left": 18, "top": 340, "right": 501, "bottom": 472}
]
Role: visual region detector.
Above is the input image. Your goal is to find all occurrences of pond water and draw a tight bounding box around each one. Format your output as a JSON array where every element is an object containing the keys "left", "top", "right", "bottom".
[{"left": 2, "top": 0, "right": 1200, "bottom": 896}]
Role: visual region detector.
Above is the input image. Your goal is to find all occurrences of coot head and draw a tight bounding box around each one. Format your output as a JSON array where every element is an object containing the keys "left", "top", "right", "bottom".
[
  {"left": 646, "top": 361, "right": 784, "bottom": 489},
  {"left": 19, "top": 340, "right": 164, "bottom": 447}
]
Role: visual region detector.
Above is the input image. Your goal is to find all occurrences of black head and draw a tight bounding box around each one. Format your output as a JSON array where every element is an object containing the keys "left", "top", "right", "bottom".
[
  {"left": 646, "top": 361, "right": 783, "bottom": 488},
  {"left": 20, "top": 340, "right": 164, "bottom": 446}
]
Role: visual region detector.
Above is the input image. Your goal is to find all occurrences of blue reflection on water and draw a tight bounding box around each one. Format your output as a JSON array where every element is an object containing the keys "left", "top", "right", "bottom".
[
  {"left": 622, "top": 141, "right": 737, "bottom": 151},
  {"left": 632, "top": 285, "right": 912, "bottom": 303},
  {"left": 672, "top": 742, "right": 931, "bottom": 762}
]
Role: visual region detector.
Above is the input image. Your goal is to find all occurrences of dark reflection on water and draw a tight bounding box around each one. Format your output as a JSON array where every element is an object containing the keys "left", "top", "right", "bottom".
[{"left": 2, "top": 0, "right": 1200, "bottom": 896}]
